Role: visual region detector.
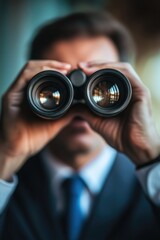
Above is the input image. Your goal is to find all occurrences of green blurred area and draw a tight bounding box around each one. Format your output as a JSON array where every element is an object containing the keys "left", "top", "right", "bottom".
[
  {"left": 136, "top": 55, "right": 160, "bottom": 133},
  {"left": 0, "top": 0, "right": 70, "bottom": 96}
]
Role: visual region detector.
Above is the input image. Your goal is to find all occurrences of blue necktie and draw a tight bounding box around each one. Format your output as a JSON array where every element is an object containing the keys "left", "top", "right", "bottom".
[{"left": 62, "top": 175, "right": 85, "bottom": 240}]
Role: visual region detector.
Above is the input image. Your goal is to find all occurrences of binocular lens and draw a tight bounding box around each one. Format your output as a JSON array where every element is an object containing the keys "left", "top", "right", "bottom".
[
  {"left": 86, "top": 69, "right": 132, "bottom": 116},
  {"left": 92, "top": 81, "right": 120, "bottom": 108},
  {"left": 39, "top": 87, "right": 61, "bottom": 109},
  {"left": 27, "top": 71, "right": 74, "bottom": 119}
]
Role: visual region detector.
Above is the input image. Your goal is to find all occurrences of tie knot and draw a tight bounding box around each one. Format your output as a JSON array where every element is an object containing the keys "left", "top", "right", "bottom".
[{"left": 63, "top": 174, "right": 84, "bottom": 197}]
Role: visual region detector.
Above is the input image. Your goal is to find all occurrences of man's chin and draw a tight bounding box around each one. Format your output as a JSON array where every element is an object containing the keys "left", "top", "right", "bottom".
[
  {"left": 65, "top": 147, "right": 90, "bottom": 155},
  {"left": 49, "top": 116, "right": 99, "bottom": 156},
  {"left": 50, "top": 133, "right": 95, "bottom": 154}
]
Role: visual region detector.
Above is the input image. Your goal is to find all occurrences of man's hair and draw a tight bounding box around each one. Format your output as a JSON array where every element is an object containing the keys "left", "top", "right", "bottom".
[{"left": 29, "top": 11, "right": 134, "bottom": 61}]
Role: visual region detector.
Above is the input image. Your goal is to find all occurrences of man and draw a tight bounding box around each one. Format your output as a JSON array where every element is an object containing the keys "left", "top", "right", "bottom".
[{"left": 0, "top": 11, "right": 160, "bottom": 240}]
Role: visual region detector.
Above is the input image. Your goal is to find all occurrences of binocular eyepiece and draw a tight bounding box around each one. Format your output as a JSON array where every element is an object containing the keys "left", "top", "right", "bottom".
[{"left": 27, "top": 69, "right": 132, "bottom": 119}]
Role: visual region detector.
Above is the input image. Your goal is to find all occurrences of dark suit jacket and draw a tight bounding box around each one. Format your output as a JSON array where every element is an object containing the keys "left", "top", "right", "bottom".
[{"left": 0, "top": 152, "right": 160, "bottom": 240}]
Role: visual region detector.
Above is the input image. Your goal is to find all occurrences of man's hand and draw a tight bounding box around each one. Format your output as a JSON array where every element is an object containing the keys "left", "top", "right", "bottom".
[
  {"left": 0, "top": 60, "right": 73, "bottom": 180},
  {"left": 77, "top": 61, "right": 160, "bottom": 166}
]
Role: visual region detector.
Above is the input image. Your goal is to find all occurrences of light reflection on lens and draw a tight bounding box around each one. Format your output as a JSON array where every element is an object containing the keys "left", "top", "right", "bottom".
[
  {"left": 39, "top": 87, "right": 61, "bottom": 109},
  {"left": 92, "top": 81, "right": 120, "bottom": 107}
]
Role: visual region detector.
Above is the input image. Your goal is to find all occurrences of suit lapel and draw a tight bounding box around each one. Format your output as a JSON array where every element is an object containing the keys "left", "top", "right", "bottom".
[
  {"left": 80, "top": 152, "right": 137, "bottom": 240},
  {"left": 16, "top": 153, "right": 65, "bottom": 240}
]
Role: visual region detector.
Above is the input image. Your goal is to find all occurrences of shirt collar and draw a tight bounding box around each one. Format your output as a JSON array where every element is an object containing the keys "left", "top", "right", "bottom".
[
  {"left": 79, "top": 146, "right": 116, "bottom": 194},
  {"left": 42, "top": 145, "right": 116, "bottom": 195}
]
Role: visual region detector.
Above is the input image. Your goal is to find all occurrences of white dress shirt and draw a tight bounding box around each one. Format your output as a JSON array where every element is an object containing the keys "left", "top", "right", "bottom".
[{"left": 136, "top": 162, "right": 160, "bottom": 206}]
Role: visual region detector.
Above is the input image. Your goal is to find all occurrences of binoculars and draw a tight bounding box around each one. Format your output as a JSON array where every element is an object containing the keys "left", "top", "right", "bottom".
[{"left": 27, "top": 69, "right": 132, "bottom": 119}]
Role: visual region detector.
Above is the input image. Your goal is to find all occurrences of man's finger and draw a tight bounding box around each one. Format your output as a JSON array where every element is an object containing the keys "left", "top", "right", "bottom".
[{"left": 7, "top": 67, "right": 69, "bottom": 94}]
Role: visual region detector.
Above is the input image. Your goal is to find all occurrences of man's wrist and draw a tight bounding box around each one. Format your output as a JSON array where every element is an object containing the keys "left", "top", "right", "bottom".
[
  {"left": 129, "top": 139, "right": 160, "bottom": 167},
  {"left": 0, "top": 150, "right": 20, "bottom": 181},
  {"left": 0, "top": 139, "right": 26, "bottom": 180}
]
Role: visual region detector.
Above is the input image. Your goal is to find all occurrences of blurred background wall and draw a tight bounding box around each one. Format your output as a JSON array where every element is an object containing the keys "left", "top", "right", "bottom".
[
  {"left": 107, "top": 0, "right": 160, "bottom": 132},
  {"left": 0, "top": 0, "right": 160, "bottom": 132}
]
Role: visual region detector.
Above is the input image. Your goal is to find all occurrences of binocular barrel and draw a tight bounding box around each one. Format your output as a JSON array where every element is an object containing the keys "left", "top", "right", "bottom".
[{"left": 27, "top": 69, "right": 132, "bottom": 119}]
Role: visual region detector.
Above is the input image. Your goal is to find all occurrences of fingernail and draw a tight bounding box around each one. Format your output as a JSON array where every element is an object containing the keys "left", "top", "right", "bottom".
[
  {"left": 61, "top": 69, "right": 68, "bottom": 74},
  {"left": 63, "top": 63, "right": 71, "bottom": 68},
  {"left": 79, "top": 62, "right": 89, "bottom": 68}
]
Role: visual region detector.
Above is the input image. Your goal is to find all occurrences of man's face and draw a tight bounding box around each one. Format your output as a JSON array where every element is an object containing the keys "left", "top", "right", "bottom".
[{"left": 43, "top": 36, "right": 119, "bottom": 162}]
